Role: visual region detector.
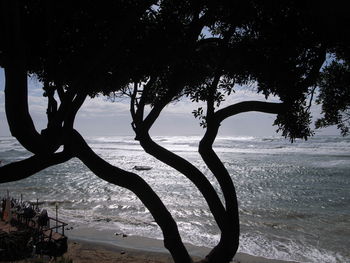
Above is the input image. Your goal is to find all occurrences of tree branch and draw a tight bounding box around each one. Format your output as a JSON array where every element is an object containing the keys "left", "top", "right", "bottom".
[
  {"left": 0, "top": 151, "right": 72, "bottom": 184},
  {"left": 2, "top": 0, "right": 50, "bottom": 154},
  {"left": 132, "top": 87, "right": 241, "bottom": 262},
  {"left": 215, "top": 101, "right": 285, "bottom": 124},
  {"left": 300, "top": 47, "right": 327, "bottom": 89},
  {"left": 307, "top": 85, "right": 317, "bottom": 110},
  {"left": 133, "top": 77, "right": 157, "bottom": 131},
  {"left": 130, "top": 82, "right": 138, "bottom": 123},
  {"left": 70, "top": 130, "right": 192, "bottom": 263},
  {"left": 137, "top": 132, "right": 227, "bottom": 227},
  {"left": 63, "top": 90, "right": 87, "bottom": 131},
  {"left": 142, "top": 72, "right": 184, "bottom": 130},
  {"left": 134, "top": 129, "right": 238, "bottom": 263},
  {"left": 198, "top": 123, "right": 239, "bottom": 262},
  {"left": 198, "top": 100, "right": 285, "bottom": 261}
]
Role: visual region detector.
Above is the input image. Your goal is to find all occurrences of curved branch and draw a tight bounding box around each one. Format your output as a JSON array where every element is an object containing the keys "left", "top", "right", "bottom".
[
  {"left": 0, "top": 151, "right": 72, "bottom": 184},
  {"left": 142, "top": 73, "right": 185, "bottom": 131},
  {"left": 132, "top": 70, "right": 238, "bottom": 262},
  {"left": 199, "top": 123, "right": 239, "bottom": 262},
  {"left": 198, "top": 100, "right": 285, "bottom": 261},
  {"left": 2, "top": 0, "right": 48, "bottom": 154},
  {"left": 137, "top": 132, "right": 227, "bottom": 228},
  {"left": 142, "top": 100, "right": 167, "bottom": 131},
  {"left": 70, "top": 130, "right": 192, "bottom": 263},
  {"left": 63, "top": 90, "right": 87, "bottom": 131},
  {"left": 215, "top": 101, "right": 285, "bottom": 124},
  {"left": 55, "top": 88, "right": 76, "bottom": 125},
  {"left": 136, "top": 132, "right": 236, "bottom": 263},
  {"left": 130, "top": 82, "right": 138, "bottom": 122},
  {"left": 4, "top": 68, "right": 46, "bottom": 154},
  {"left": 131, "top": 77, "right": 157, "bottom": 132}
]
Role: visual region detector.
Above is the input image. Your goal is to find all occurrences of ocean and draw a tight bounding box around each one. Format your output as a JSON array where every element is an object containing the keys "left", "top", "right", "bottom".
[{"left": 0, "top": 135, "right": 349, "bottom": 262}]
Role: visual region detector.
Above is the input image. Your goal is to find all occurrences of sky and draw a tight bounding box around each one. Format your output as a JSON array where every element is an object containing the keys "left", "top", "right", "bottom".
[{"left": 0, "top": 68, "right": 339, "bottom": 138}]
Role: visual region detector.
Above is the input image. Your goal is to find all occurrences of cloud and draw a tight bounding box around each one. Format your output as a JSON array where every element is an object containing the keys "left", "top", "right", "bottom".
[
  {"left": 0, "top": 68, "right": 338, "bottom": 137},
  {"left": 28, "top": 76, "right": 44, "bottom": 97},
  {"left": 162, "top": 98, "right": 205, "bottom": 115},
  {"left": 28, "top": 94, "right": 47, "bottom": 114},
  {"left": 77, "top": 96, "right": 130, "bottom": 118}
]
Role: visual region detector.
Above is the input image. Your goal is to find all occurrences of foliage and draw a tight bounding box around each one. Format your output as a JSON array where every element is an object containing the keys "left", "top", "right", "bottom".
[
  {"left": 1, "top": 0, "right": 158, "bottom": 96},
  {"left": 316, "top": 60, "right": 350, "bottom": 135},
  {"left": 2, "top": 1, "right": 349, "bottom": 139}
]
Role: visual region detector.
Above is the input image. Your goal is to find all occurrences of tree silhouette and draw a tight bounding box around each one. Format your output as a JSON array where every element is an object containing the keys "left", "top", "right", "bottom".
[
  {"left": 1, "top": 1, "right": 350, "bottom": 263},
  {"left": 123, "top": 2, "right": 350, "bottom": 262}
]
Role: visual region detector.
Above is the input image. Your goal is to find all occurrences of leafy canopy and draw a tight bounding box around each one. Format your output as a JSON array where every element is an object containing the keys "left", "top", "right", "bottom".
[{"left": 1, "top": 0, "right": 350, "bottom": 139}]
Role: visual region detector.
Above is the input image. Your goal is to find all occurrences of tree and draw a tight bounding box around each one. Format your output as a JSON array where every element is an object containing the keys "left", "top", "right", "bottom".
[
  {"left": 120, "top": 1, "right": 350, "bottom": 262},
  {"left": 1, "top": 1, "right": 191, "bottom": 262},
  {"left": 1, "top": 1, "right": 350, "bottom": 263},
  {"left": 119, "top": 3, "right": 348, "bottom": 262}
]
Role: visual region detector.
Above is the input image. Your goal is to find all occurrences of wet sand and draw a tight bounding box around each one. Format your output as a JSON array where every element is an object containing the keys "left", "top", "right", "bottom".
[
  {"left": 65, "top": 239, "right": 298, "bottom": 263},
  {"left": 65, "top": 240, "right": 173, "bottom": 263},
  {"left": 1, "top": 222, "right": 298, "bottom": 263},
  {"left": 62, "top": 227, "right": 298, "bottom": 263}
]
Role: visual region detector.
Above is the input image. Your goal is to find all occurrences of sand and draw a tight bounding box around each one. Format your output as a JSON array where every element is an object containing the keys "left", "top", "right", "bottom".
[
  {"left": 61, "top": 226, "right": 297, "bottom": 263},
  {"left": 2, "top": 225, "right": 298, "bottom": 263},
  {"left": 64, "top": 239, "right": 297, "bottom": 263},
  {"left": 66, "top": 240, "right": 173, "bottom": 263}
]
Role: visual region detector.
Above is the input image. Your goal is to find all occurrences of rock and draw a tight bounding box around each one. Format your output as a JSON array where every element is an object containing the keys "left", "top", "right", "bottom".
[{"left": 133, "top": 166, "right": 152, "bottom": 171}]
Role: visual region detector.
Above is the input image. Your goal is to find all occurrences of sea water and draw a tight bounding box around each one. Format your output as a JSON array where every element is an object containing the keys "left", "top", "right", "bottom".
[{"left": 0, "top": 135, "right": 349, "bottom": 262}]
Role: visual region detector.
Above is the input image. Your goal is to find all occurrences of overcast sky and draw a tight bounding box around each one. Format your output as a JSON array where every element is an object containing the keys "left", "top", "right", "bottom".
[{"left": 0, "top": 68, "right": 338, "bottom": 138}]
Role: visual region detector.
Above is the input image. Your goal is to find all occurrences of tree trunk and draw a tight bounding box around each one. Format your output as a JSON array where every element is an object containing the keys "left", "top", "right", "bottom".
[
  {"left": 137, "top": 132, "right": 227, "bottom": 226},
  {"left": 2, "top": 0, "right": 59, "bottom": 154},
  {"left": 198, "top": 123, "right": 240, "bottom": 263},
  {"left": 0, "top": 152, "right": 72, "bottom": 183},
  {"left": 71, "top": 131, "right": 193, "bottom": 263},
  {"left": 0, "top": 131, "right": 193, "bottom": 263},
  {"left": 136, "top": 130, "right": 240, "bottom": 263},
  {"left": 197, "top": 101, "right": 284, "bottom": 262}
]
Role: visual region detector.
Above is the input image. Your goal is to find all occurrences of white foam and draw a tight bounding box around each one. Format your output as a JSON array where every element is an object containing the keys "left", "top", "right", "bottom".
[{"left": 239, "top": 233, "right": 347, "bottom": 263}]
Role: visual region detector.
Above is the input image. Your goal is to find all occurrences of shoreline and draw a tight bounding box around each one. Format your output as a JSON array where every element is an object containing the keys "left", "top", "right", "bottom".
[{"left": 64, "top": 226, "right": 298, "bottom": 263}]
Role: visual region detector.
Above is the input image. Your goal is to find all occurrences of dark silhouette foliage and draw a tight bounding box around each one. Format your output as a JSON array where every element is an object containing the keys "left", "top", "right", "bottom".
[
  {"left": 1, "top": 1, "right": 350, "bottom": 263},
  {"left": 316, "top": 59, "right": 350, "bottom": 135}
]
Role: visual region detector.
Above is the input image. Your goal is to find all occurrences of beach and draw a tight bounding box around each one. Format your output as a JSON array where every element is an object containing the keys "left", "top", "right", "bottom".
[
  {"left": 3, "top": 226, "right": 298, "bottom": 263},
  {"left": 60, "top": 226, "right": 296, "bottom": 263},
  {"left": 65, "top": 239, "right": 172, "bottom": 263},
  {"left": 64, "top": 237, "right": 297, "bottom": 263}
]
